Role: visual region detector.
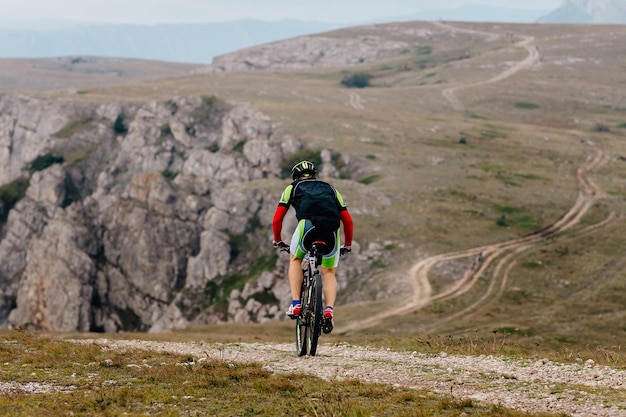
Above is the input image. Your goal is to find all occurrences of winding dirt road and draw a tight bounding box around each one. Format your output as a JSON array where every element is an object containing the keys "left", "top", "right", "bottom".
[{"left": 341, "top": 23, "right": 617, "bottom": 334}]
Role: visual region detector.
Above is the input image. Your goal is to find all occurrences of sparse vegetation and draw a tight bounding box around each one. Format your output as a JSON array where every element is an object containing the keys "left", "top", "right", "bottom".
[
  {"left": 358, "top": 173, "right": 381, "bottom": 185},
  {"left": 0, "top": 331, "right": 564, "bottom": 417},
  {"left": 417, "top": 45, "right": 433, "bottom": 55},
  {"left": 202, "top": 95, "right": 219, "bottom": 108},
  {"left": 515, "top": 102, "right": 540, "bottom": 109},
  {"left": 593, "top": 123, "right": 610, "bottom": 132},
  {"left": 159, "top": 123, "right": 172, "bottom": 137},
  {"left": 161, "top": 169, "right": 178, "bottom": 181},
  {"left": 232, "top": 139, "right": 246, "bottom": 152},
  {"left": 113, "top": 114, "right": 128, "bottom": 134},
  {"left": 0, "top": 177, "right": 29, "bottom": 224},
  {"left": 341, "top": 72, "right": 372, "bottom": 88},
  {"left": 26, "top": 153, "right": 65, "bottom": 173},
  {"left": 53, "top": 117, "right": 93, "bottom": 138},
  {"left": 2, "top": 22, "right": 626, "bottom": 412}
]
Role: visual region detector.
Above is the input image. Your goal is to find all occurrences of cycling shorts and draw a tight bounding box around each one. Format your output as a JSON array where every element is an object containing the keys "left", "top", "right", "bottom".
[{"left": 289, "top": 219, "right": 340, "bottom": 268}]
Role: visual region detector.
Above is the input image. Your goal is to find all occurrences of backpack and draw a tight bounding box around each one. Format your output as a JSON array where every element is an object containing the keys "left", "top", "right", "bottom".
[{"left": 291, "top": 179, "right": 341, "bottom": 232}]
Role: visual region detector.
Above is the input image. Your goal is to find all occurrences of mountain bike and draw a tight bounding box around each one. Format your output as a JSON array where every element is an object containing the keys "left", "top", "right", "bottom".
[{"left": 278, "top": 239, "right": 346, "bottom": 356}]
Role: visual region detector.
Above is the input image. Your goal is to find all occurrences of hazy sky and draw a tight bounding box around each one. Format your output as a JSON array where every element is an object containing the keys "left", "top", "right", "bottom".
[{"left": 0, "top": 0, "right": 563, "bottom": 24}]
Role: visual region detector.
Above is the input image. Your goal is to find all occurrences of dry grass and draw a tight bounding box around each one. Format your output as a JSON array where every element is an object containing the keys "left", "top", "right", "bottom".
[
  {"left": 2, "top": 21, "right": 626, "bottom": 350},
  {"left": 0, "top": 331, "right": 561, "bottom": 417}
]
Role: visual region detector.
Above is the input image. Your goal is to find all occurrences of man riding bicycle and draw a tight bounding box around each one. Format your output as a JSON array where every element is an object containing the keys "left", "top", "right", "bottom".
[{"left": 272, "top": 160, "right": 354, "bottom": 333}]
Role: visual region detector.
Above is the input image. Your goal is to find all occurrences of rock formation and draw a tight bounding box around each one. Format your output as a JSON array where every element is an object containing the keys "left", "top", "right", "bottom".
[{"left": 0, "top": 94, "right": 360, "bottom": 332}]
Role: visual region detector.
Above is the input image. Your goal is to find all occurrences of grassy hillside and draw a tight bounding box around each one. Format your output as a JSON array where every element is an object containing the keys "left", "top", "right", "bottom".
[{"left": 5, "top": 21, "right": 626, "bottom": 350}]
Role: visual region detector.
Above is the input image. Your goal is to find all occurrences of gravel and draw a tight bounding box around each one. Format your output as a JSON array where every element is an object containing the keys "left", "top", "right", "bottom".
[{"left": 77, "top": 339, "right": 626, "bottom": 417}]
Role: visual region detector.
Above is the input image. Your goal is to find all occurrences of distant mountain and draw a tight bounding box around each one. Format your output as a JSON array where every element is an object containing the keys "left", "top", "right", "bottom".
[
  {"left": 0, "top": 20, "right": 342, "bottom": 64},
  {"left": 379, "top": 4, "right": 550, "bottom": 24},
  {"left": 4, "top": 2, "right": 608, "bottom": 64},
  {"left": 537, "top": 0, "right": 626, "bottom": 23}
]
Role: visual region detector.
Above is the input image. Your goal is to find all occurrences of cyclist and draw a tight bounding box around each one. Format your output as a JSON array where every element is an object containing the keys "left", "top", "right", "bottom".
[{"left": 272, "top": 160, "right": 353, "bottom": 333}]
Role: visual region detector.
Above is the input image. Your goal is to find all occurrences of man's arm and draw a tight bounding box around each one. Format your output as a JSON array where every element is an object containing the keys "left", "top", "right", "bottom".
[
  {"left": 272, "top": 204, "right": 289, "bottom": 243},
  {"left": 340, "top": 209, "right": 353, "bottom": 247}
]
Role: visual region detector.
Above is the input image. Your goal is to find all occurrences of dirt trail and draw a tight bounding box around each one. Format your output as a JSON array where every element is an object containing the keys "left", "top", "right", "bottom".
[
  {"left": 436, "top": 21, "right": 540, "bottom": 113},
  {"left": 340, "top": 24, "right": 616, "bottom": 334}
]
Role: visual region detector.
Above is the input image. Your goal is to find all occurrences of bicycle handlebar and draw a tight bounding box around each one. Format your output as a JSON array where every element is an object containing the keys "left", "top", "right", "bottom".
[{"left": 274, "top": 242, "right": 351, "bottom": 257}]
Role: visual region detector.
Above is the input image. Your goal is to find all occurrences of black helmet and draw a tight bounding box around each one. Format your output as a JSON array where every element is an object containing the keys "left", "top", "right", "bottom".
[{"left": 291, "top": 160, "right": 317, "bottom": 180}]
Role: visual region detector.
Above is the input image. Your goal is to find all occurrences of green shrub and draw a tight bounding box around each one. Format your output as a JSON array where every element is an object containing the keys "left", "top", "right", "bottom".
[
  {"left": 496, "top": 214, "right": 509, "bottom": 227},
  {"left": 113, "top": 114, "right": 128, "bottom": 134},
  {"left": 232, "top": 140, "right": 246, "bottom": 153},
  {"left": 27, "top": 153, "right": 65, "bottom": 173},
  {"left": 341, "top": 72, "right": 372, "bottom": 88},
  {"left": 417, "top": 45, "right": 432, "bottom": 55},
  {"left": 0, "top": 176, "right": 29, "bottom": 223},
  {"left": 358, "top": 174, "right": 381, "bottom": 185},
  {"left": 161, "top": 170, "right": 178, "bottom": 181},
  {"left": 202, "top": 95, "right": 219, "bottom": 108},
  {"left": 159, "top": 123, "right": 172, "bottom": 137},
  {"left": 515, "top": 102, "right": 540, "bottom": 110},
  {"left": 617, "top": 122, "right": 626, "bottom": 129}
]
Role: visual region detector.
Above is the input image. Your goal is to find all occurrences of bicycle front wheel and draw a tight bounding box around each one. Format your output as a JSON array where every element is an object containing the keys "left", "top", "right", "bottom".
[{"left": 308, "top": 273, "right": 323, "bottom": 356}]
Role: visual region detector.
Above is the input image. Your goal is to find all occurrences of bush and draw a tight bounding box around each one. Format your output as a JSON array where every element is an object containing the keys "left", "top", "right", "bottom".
[
  {"left": 161, "top": 170, "right": 178, "bottom": 181},
  {"left": 27, "top": 153, "right": 64, "bottom": 173},
  {"left": 0, "top": 176, "right": 29, "bottom": 223},
  {"left": 202, "top": 95, "right": 219, "bottom": 108},
  {"left": 417, "top": 45, "right": 432, "bottom": 55},
  {"left": 515, "top": 102, "right": 540, "bottom": 110},
  {"left": 113, "top": 114, "right": 128, "bottom": 134},
  {"left": 159, "top": 123, "right": 173, "bottom": 137},
  {"left": 358, "top": 174, "right": 381, "bottom": 185},
  {"left": 341, "top": 72, "right": 372, "bottom": 88},
  {"left": 594, "top": 124, "right": 610, "bottom": 132}
]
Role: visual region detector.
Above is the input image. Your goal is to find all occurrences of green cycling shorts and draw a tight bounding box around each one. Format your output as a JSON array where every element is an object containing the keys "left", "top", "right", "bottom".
[{"left": 289, "top": 219, "right": 340, "bottom": 268}]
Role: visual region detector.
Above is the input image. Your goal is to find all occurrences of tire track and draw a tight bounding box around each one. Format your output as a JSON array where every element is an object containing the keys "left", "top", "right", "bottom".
[
  {"left": 347, "top": 92, "right": 364, "bottom": 109},
  {"left": 340, "top": 23, "right": 613, "bottom": 334},
  {"left": 436, "top": 21, "right": 540, "bottom": 113},
  {"left": 342, "top": 138, "right": 612, "bottom": 334}
]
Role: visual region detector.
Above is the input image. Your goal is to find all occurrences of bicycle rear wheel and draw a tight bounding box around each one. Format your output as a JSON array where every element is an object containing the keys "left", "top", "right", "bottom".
[{"left": 308, "top": 273, "right": 323, "bottom": 356}]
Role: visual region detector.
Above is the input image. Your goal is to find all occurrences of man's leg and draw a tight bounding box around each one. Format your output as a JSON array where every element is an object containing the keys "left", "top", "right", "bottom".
[
  {"left": 320, "top": 266, "right": 337, "bottom": 309},
  {"left": 289, "top": 254, "right": 304, "bottom": 301}
]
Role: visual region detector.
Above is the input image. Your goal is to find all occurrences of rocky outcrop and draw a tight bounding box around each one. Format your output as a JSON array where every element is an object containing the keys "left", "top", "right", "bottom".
[
  {"left": 200, "top": 24, "right": 436, "bottom": 73},
  {"left": 0, "top": 94, "right": 361, "bottom": 332}
]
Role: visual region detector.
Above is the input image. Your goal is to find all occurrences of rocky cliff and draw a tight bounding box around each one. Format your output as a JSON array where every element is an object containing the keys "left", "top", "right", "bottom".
[{"left": 0, "top": 94, "right": 363, "bottom": 332}]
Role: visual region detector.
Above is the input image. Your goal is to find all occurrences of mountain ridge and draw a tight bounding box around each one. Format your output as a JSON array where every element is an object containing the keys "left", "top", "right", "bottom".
[
  {"left": 0, "top": 4, "right": 561, "bottom": 64},
  {"left": 538, "top": 0, "right": 626, "bottom": 23}
]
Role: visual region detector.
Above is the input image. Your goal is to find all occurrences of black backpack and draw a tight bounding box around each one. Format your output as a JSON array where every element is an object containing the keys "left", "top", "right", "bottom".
[{"left": 291, "top": 179, "right": 341, "bottom": 232}]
